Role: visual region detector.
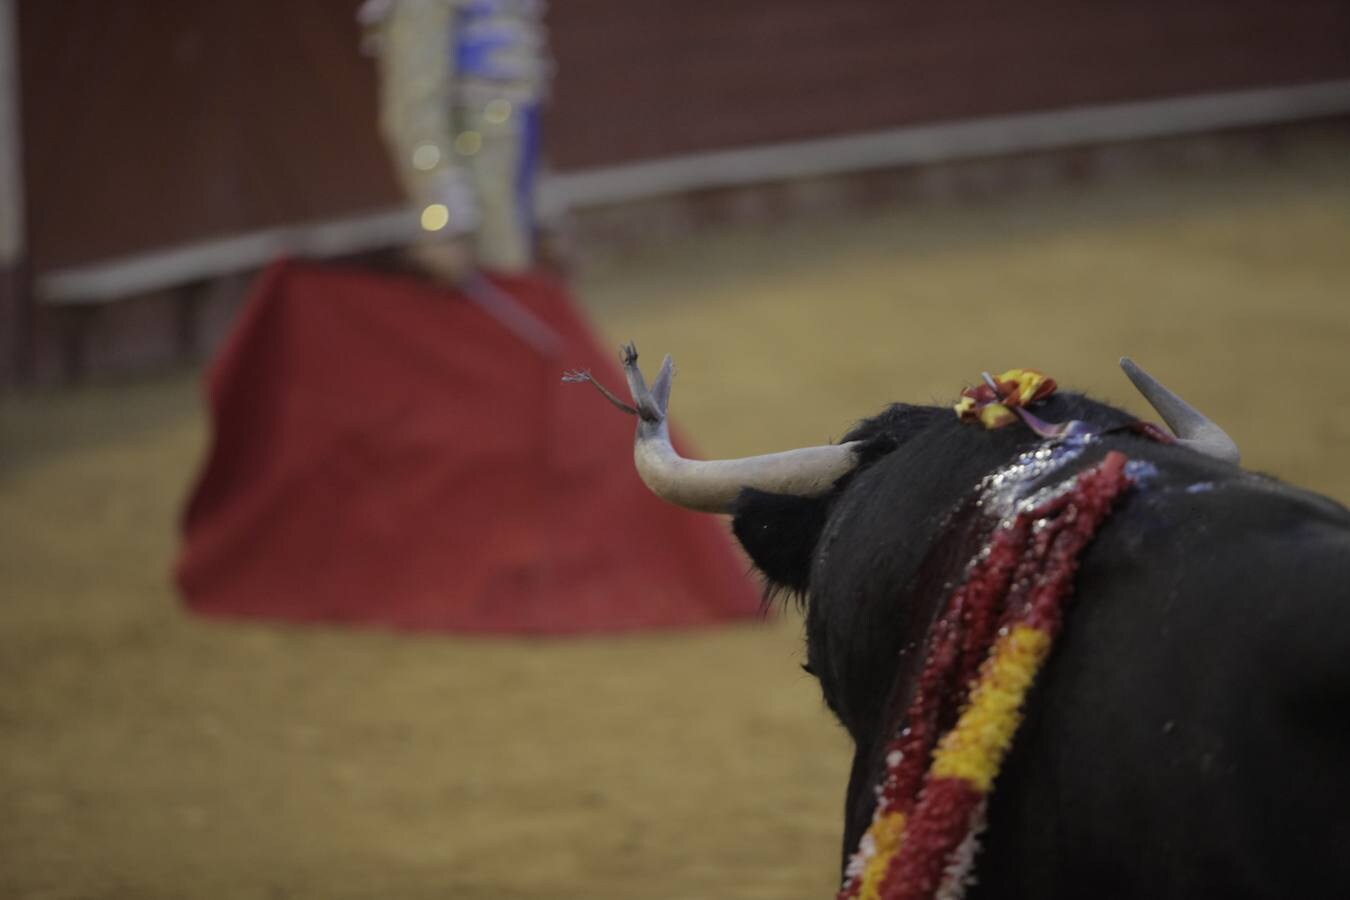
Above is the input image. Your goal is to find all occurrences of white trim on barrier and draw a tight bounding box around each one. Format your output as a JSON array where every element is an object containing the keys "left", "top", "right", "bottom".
[
  {"left": 37, "top": 79, "right": 1350, "bottom": 305},
  {"left": 39, "top": 209, "right": 418, "bottom": 305},
  {"left": 538, "top": 79, "right": 1350, "bottom": 210}
]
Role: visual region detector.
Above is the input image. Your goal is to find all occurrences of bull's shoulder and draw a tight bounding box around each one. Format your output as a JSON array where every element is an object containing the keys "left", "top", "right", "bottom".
[
  {"left": 1097, "top": 440, "right": 1350, "bottom": 549},
  {"left": 1038, "top": 435, "right": 1350, "bottom": 536},
  {"left": 1071, "top": 441, "right": 1350, "bottom": 702}
]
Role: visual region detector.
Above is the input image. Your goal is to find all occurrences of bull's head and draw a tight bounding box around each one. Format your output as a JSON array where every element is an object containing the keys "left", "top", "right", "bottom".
[
  {"left": 568, "top": 344, "right": 1236, "bottom": 517},
  {"left": 569, "top": 347, "right": 1239, "bottom": 735}
]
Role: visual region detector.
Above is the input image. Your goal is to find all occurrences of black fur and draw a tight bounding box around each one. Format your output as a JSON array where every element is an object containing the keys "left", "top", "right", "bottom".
[
  {"left": 731, "top": 490, "right": 828, "bottom": 598},
  {"left": 731, "top": 424, "right": 907, "bottom": 602},
  {"left": 730, "top": 390, "right": 1350, "bottom": 898}
]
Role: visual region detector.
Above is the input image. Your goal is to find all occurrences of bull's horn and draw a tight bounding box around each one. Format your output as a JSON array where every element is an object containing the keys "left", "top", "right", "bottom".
[
  {"left": 1119, "top": 357, "right": 1240, "bottom": 464},
  {"left": 566, "top": 344, "right": 862, "bottom": 513}
]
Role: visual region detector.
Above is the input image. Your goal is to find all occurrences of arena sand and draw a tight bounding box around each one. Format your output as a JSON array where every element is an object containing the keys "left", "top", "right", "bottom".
[{"left": 2, "top": 135, "right": 1348, "bottom": 899}]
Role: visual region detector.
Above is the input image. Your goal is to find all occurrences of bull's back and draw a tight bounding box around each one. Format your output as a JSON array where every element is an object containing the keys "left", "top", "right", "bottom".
[{"left": 974, "top": 476, "right": 1350, "bottom": 899}]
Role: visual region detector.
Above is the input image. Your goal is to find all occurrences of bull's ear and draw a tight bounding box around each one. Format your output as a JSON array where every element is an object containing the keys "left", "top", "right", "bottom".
[{"left": 731, "top": 488, "right": 830, "bottom": 600}]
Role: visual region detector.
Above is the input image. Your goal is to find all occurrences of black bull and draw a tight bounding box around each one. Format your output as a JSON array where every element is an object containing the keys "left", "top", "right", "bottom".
[
  {"left": 729, "top": 393, "right": 1350, "bottom": 898},
  {"left": 569, "top": 350, "right": 1350, "bottom": 897}
]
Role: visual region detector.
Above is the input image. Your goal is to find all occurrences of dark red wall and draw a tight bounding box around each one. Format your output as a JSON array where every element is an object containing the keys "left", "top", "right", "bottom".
[
  {"left": 20, "top": 0, "right": 1350, "bottom": 273},
  {"left": 19, "top": 2, "right": 399, "bottom": 272},
  {"left": 546, "top": 0, "right": 1350, "bottom": 166}
]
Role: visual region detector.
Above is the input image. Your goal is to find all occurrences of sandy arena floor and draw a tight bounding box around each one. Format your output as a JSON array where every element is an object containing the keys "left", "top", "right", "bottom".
[{"left": 2, "top": 136, "right": 1349, "bottom": 899}]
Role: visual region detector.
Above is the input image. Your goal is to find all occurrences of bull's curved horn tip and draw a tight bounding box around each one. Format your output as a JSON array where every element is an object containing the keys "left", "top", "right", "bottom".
[{"left": 1118, "top": 356, "right": 1240, "bottom": 465}]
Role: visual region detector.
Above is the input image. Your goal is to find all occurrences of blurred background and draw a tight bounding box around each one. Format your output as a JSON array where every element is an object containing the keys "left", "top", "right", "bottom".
[{"left": 2, "top": 2, "right": 1349, "bottom": 899}]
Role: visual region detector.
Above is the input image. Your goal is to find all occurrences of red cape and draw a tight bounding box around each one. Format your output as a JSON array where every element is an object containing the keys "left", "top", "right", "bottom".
[{"left": 176, "top": 260, "right": 763, "bottom": 634}]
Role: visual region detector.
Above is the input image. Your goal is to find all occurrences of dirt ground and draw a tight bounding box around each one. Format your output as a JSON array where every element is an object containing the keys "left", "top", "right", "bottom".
[{"left": 3, "top": 135, "right": 1349, "bottom": 900}]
